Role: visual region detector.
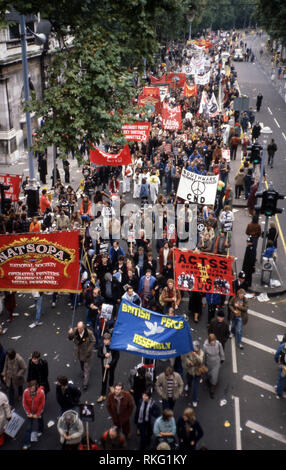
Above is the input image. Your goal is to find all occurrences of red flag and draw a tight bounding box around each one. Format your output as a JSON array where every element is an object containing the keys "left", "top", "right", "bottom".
[
  {"left": 162, "top": 103, "right": 182, "bottom": 131},
  {"left": 142, "top": 87, "right": 161, "bottom": 97},
  {"left": 0, "top": 231, "right": 80, "bottom": 292},
  {"left": 166, "top": 73, "right": 186, "bottom": 89},
  {"left": 183, "top": 83, "right": 197, "bottom": 97},
  {"left": 90, "top": 145, "right": 132, "bottom": 166}
]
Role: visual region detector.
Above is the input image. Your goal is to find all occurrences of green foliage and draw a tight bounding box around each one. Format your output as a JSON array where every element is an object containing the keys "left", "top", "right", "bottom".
[{"left": 256, "top": 0, "right": 286, "bottom": 45}]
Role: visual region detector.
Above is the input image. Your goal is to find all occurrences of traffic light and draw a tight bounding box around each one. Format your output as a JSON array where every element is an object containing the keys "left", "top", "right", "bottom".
[
  {"left": 0, "top": 183, "right": 11, "bottom": 214},
  {"left": 257, "top": 189, "right": 284, "bottom": 217},
  {"left": 250, "top": 144, "right": 262, "bottom": 164}
]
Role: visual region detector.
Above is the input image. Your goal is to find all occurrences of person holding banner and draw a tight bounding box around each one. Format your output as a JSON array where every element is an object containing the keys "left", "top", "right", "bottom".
[{"left": 97, "top": 333, "right": 120, "bottom": 403}]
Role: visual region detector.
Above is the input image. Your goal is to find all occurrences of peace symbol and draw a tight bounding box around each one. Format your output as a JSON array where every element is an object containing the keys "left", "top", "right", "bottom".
[{"left": 191, "top": 180, "right": 205, "bottom": 196}]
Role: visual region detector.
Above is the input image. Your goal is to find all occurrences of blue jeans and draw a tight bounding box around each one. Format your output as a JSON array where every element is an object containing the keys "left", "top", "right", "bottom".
[
  {"left": 23, "top": 416, "right": 44, "bottom": 446},
  {"left": 35, "top": 296, "right": 43, "bottom": 323},
  {"left": 186, "top": 374, "right": 200, "bottom": 402},
  {"left": 276, "top": 368, "right": 285, "bottom": 396},
  {"left": 231, "top": 316, "right": 243, "bottom": 345}
]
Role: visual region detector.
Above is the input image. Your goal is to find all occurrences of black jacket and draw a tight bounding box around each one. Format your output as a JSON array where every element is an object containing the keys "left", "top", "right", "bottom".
[
  {"left": 97, "top": 344, "right": 120, "bottom": 368},
  {"left": 177, "top": 416, "right": 204, "bottom": 450},
  {"left": 27, "top": 358, "right": 50, "bottom": 393},
  {"left": 56, "top": 384, "right": 81, "bottom": 411}
]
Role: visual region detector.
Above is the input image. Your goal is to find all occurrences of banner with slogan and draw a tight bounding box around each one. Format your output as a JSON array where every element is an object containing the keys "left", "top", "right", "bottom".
[
  {"left": 0, "top": 174, "right": 22, "bottom": 203},
  {"left": 110, "top": 299, "right": 193, "bottom": 359},
  {"left": 183, "top": 83, "right": 197, "bottom": 97},
  {"left": 177, "top": 168, "right": 218, "bottom": 205},
  {"left": 162, "top": 103, "right": 182, "bottom": 131},
  {"left": 0, "top": 231, "right": 80, "bottom": 292},
  {"left": 174, "top": 248, "right": 234, "bottom": 296},
  {"left": 90, "top": 145, "right": 132, "bottom": 166},
  {"left": 194, "top": 71, "right": 210, "bottom": 85},
  {"left": 122, "top": 122, "right": 151, "bottom": 142},
  {"left": 151, "top": 83, "right": 171, "bottom": 102},
  {"left": 166, "top": 72, "right": 186, "bottom": 89}
]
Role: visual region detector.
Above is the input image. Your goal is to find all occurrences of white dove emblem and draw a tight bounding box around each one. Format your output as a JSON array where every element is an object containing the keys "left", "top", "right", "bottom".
[{"left": 144, "top": 321, "right": 165, "bottom": 337}]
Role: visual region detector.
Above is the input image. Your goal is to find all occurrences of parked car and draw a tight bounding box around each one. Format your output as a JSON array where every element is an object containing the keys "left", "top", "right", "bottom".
[{"left": 233, "top": 48, "right": 244, "bottom": 61}]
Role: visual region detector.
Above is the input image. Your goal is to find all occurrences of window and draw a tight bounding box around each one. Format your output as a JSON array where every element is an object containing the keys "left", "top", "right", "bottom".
[{"left": 8, "top": 24, "right": 20, "bottom": 40}]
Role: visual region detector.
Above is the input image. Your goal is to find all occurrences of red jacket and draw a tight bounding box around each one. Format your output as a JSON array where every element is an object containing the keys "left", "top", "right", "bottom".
[{"left": 23, "top": 386, "right": 45, "bottom": 417}]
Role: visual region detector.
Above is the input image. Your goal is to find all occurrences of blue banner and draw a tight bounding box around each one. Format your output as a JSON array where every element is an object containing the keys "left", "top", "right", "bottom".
[{"left": 110, "top": 299, "right": 193, "bottom": 359}]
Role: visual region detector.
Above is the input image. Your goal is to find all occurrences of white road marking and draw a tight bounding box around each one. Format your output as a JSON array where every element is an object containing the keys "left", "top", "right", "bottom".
[
  {"left": 242, "top": 375, "right": 275, "bottom": 393},
  {"left": 282, "top": 132, "right": 286, "bottom": 141},
  {"left": 241, "top": 337, "right": 276, "bottom": 354},
  {"left": 267, "top": 107, "right": 273, "bottom": 115},
  {"left": 233, "top": 396, "right": 242, "bottom": 450},
  {"left": 274, "top": 118, "right": 280, "bottom": 128},
  {"left": 245, "top": 420, "right": 286, "bottom": 445},
  {"left": 231, "top": 336, "right": 238, "bottom": 374},
  {"left": 248, "top": 309, "right": 286, "bottom": 328}
]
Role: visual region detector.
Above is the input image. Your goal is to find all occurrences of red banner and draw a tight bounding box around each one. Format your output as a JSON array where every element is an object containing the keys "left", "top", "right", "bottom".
[
  {"left": 174, "top": 248, "right": 234, "bottom": 296},
  {"left": 122, "top": 122, "right": 151, "bottom": 142},
  {"left": 138, "top": 92, "right": 161, "bottom": 114},
  {"left": 90, "top": 145, "right": 132, "bottom": 166},
  {"left": 150, "top": 74, "right": 167, "bottom": 85},
  {"left": 183, "top": 83, "right": 197, "bottom": 97},
  {"left": 166, "top": 73, "right": 186, "bottom": 89},
  {"left": 0, "top": 174, "right": 22, "bottom": 202},
  {"left": 0, "top": 231, "right": 80, "bottom": 292},
  {"left": 142, "top": 87, "right": 161, "bottom": 97},
  {"left": 162, "top": 103, "right": 182, "bottom": 131}
]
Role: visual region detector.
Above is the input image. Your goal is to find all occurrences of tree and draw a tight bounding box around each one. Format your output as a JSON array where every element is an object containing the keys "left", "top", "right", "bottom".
[
  {"left": 256, "top": 0, "right": 286, "bottom": 46},
  {"left": 0, "top": 0, "right": 184, "bottom": 160}
]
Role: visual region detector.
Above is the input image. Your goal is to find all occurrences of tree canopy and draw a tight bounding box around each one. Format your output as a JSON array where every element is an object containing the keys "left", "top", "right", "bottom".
[{"left": 256, "top": 0, "right": 286, "bottom": 46}]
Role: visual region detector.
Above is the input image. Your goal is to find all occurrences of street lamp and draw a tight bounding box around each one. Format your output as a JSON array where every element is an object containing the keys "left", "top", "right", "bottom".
[{"left": 19, "top": 15, "right": 49, "bottom": 216}]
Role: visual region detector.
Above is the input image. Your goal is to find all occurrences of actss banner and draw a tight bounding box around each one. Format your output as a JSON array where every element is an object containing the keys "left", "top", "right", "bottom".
[
  {"left": 174, "top": 248, "right": 234, "bottom": 296},
  {"left": 0, "top": 231, "right": 80, "bottom": 292},
  {"left": 110, "top": 299, "right": 193, "bottom": 359}
]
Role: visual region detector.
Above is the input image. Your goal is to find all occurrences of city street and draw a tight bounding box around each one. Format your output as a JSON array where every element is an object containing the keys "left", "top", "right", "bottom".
[{"left": 1, "top": 32, "right": 286, "bottom": 452}]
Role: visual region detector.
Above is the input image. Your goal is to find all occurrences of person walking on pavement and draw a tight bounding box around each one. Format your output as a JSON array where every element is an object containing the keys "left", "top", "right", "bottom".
[
  {"left": 2, "top": 348, "right": 27, "bottom": 408},
  {"left": 97, "top": 332, "right": 120, "bottom": 403},
  {"left": 252, "top": 121, "right": 261, "bottom": 142},
  {"left": 274, "top": 335, "right": 286, "bottom": 399},
  {"left": 182, "top": 341, "right": 205, "bottom": 408},
  {"left": 155, "top": 366, "right": 184, "bottom": 411},
  {"left": 177, "top": 407, "right": 204, "bottom": 451},
  {"left": 106, "top": 382, "right": 134, "bottom": 440},
  {"left": 256, "top": 92, "right": 263, "bottom": 112},
  {"left": 27, "top": 351, "right": 50, "bottom": 396},
  {"left": 22, "top": 380, "right": 45, "bottom": 450},
  {"left": 153, "top": 409, "right": 176, "bottom": 449},
  {"left": 68, "top": 322, "right": 95, "bottom": 391},
  {"left": 245, "top": 214, "right": 262, "bottom": 255},
  {"left": 208, "top": 308, "right": 229, "bottom": 350},
  {"left": 203, "top": 334, "right": 225, "bottom": 399},
  {"left": 134, "top": 390, "right": 161, "bottom": 450},
  {"left": 32, "top": 291, "right": 44, "bottom": 326},
  {"left": 229, "top": 289, "right": 248, "bottom": 350},
  {"left": 267, "top": 138, "right": 277, "bottom": 168},
  {"left": 242, "top": 236, "right": 257, "bottom": 289}
]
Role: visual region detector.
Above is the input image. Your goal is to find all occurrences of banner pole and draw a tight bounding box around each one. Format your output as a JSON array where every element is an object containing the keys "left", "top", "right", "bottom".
[{"left": 71, "top": 232, "right": 85, "bottom": 328}]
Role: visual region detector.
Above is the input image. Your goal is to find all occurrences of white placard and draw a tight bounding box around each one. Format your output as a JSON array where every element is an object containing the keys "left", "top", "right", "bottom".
[{"left": 5, "top": 411, "right": 25, "bottom": 438}]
